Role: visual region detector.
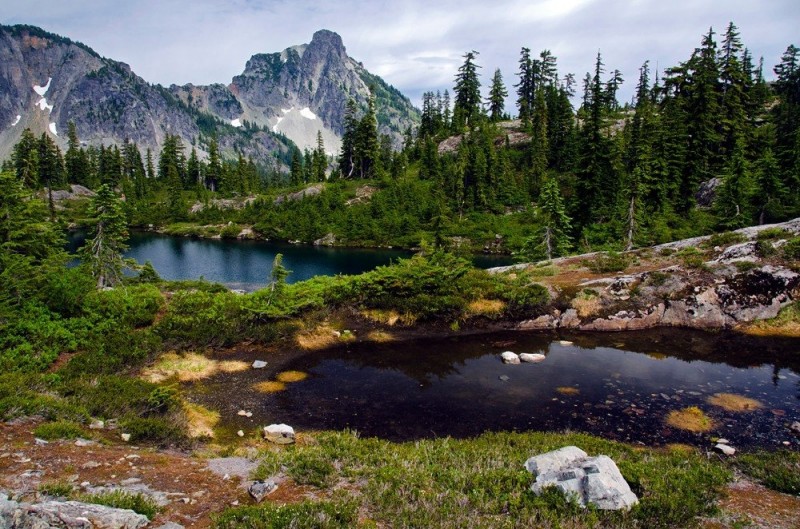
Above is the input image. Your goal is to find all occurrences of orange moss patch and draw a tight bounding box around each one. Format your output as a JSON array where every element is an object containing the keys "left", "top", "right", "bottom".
[
  {"left": 556, "top": 386, "right": 581, "bottom": 396},
  {"left": 665, "top": 406, "right": 715, "bottom": 433},
  {"left": 571, "top": 295, "right": 602, "bottom": 318},
  {"left": 707, "top": 393, "right": 763, "bottom": 412},
  {"left": 296, "top": 325, "right": 338, "bottom": 350},
  {"left": 366, "top": 330, "right": 396, "bottom": 343},
  {"left": 253, "top": 381, "right": 287, "bottom": 393},
  {"left": 467, "top": 298, "right": 506, "bottom": 316},
  {"left": 183, "top": 402, "right": 219, "bottom": 438},
  {"left": 142, "top": 352, "right": 248, "bottom": 383},
  {"left": 275, "top": 371, "right": 309, "bottom": 383}
]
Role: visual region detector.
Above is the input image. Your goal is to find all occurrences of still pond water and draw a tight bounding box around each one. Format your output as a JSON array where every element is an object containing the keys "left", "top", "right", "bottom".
[
  {"left": 67, "top": 231, "right": 514, "bottom": 290},
  {"left": 190, "top": 329, "right": 799, "bottom": 448}
]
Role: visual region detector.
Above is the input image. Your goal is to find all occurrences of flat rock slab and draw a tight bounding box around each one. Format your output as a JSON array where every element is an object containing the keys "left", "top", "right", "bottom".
[
  {"left": 0, "top": 495, "right": 149, "bottom": 529},
  {"left": 500, "top": 352, "right": 520, "bottom": 365},
  {"left": 525, "top": 446, "right": 638, "bottom": 510},
  {"left": 206, "top": 457, "right": 260, "bottom": 485}
]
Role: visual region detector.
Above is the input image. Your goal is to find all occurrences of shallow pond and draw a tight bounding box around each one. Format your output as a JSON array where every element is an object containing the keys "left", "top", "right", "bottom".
[
  {"left": 188, "top": 329, "right": 800, "bottom": 449},
  {"left": 67, "top": 231, "right": 514, "bottom": 290}
]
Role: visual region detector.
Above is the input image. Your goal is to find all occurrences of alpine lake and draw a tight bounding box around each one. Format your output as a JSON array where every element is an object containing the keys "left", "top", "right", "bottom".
[{"left": 70, "top": 231, "right": 799, "bottom": 449}]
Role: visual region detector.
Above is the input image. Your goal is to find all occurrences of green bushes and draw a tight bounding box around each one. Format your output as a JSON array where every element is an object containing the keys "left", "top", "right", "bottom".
[
  {"left": 80, "top": 491, "right": 160, "bottom": 519},
  {"left": 735, "top": 450, "right": 800, "bottom": 494},
  {"left": 119, "top": 417, "right": 187, "bottom": 447},
  {"left": 83, "top": 284, "right": 164, "bottom": 328},
  {"left": 783, "top": 237, "right": 800, "bottom": 260},
  {"left": 33, "top": 420, "right": 86, "bottom": 440},
  {"left": 214, "top": 500, "right": 358, "bottom": 529},
  {"left": 156, "top": 289, "right": 248, "bottom": 346},
  {"left": 587, "top": 251, "right": 630, "bottom": 273}
]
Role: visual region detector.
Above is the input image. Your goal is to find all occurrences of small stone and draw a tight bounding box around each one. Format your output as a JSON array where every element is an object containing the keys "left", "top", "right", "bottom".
[
  {"left": 237, "top": 410, "right": 249, "bottom": 416},
  {"left": 89, "top": 420, "right": 105, "bottom": 430},
  {"left": 121, "top": 433, "right": 131, "bottom": 442},
  {"left": 782, "top": 441, "right": 791, "bottom": 446},
  {"left": 519, "top": 353, "right": 546, "bottom": 363},
  {"left": 248, "top": 480, "right": 278, "bottom": 502},
  {"left": 790, "top": 421, "right": 800, "bottom": 435},
  {"left": 501, "top": 351, "right": 520, "bottom": 365},
  {"left": 716, "top": 438, "right": 730, "bottom": 445},
  {"left": 252, "top": 360, "right": 267, "bottom": 369},
  {"left": 714, "top": 443, "right": 736, "bottom": 456},
  {"left": 81, "top": 461, "right": 101, "bottom": 469},
  {"left": 499, "top": 375, "right": 510, "bottom": 382},
  {"left": 34, "top": 438, "right": 48, "bottom": 446},
  {"left": 74, "top": 438, "right": 94, "bottom": 447},
  {"left": 237, "top": 430, "right": 245, "bottom": 437},
  {"left": 264, "top": 424, "right": 295, "bottom": 444},
  {"left": 332, "top": 330, "right": 341, "bottom": 338},
  {"left": 558, "top": 340, "right": 574, "bottom": 346}
]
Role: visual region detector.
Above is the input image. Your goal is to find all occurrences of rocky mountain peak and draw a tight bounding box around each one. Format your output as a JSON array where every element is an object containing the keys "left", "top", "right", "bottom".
[{"left": 308, "top": 29, "right": 345, "bottom": 56}]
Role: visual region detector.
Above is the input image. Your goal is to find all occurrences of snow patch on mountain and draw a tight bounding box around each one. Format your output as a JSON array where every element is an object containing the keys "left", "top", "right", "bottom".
[
  {"left": 33, "top": 78, "right": 51, "bottom": 96},
  {"left": 11, "top": 115, "right": 21, "bottom": 127},
  {"left": 37, "top": 98, "right": 54, "bottom": 112},
  {"left": 300, "top": 107, "right": 317, "bottom": 120},
  {"left": 49, "top": 122, "right": 57, "bottom": 136},
  {"left": 231, "top": 118, "right": 242, "bottom": 127}
]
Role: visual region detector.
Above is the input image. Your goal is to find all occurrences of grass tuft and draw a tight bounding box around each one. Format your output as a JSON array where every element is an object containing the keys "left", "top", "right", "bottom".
[
  {"left": 707, "top": 393, "right": 763, "bottom": 412},
  {"left": 665, "top": 406, "right": 715, "bottom": 432}
]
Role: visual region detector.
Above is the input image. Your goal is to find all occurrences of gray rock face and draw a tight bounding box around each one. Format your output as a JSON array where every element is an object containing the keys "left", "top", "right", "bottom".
[
  {"left": 525, "top": 447, "right": 638, "bottom": 511},
  {"left": 0, "top": 494, "right": 149, "bottom": 529}
]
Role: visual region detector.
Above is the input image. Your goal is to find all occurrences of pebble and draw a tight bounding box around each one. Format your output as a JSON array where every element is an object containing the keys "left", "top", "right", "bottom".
[
  {"left": 790, "top": 421, "right": 800, "bottom": 435},
  {"left": 500, "top": 351, "right": 520, "bottom": 365},
  {"left": 34, "top": 438, "right": 48, "bottom": 446},
  {"left": 74, "top": 438, "right": 94, "bottom": 447},
  {"left": 498, "top": 375, "right": 510, "bottom": 382},
  {"left": 121, "top": 433, "right": 131, "bottom": 442},
  {"left": 252, "top": 360, "right": 268, "bottom": 369},
  {"left": 237, "top": 430, "right": 245, "bottom": 437},
  {"left": 558, "top": 340, "right": 574, "bottom": 346}
]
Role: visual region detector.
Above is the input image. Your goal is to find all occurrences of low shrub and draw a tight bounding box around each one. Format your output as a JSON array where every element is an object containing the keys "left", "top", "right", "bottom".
[
  {"left": 214, "top": 500, "right": 358, "bottom": 529},
  {"left": 735, "top": 450, "right": 800, "bottom": 494},
  {"left": 783, "top": 237, "right": 800, "bottom": 260},
  {"left": 587, "top": 252, "right": 629, "bottom": 274},
  {"left": 33, "top": 420, "right": 86, "bottom": 440},
  {"left": 38, "top": 481, "right": 74, "bottom": 497},
  {"left": 704, "top": 231, "right": 746, "bottom": 248},
  {"left": 120, "top": 416, "right": 187, "bottom": 447},
  {"left": 80, "top": 491, "right": 159, "bottom": 519},
  {"left": 756, "top": 228, "right": 791, "bottom": 240}
]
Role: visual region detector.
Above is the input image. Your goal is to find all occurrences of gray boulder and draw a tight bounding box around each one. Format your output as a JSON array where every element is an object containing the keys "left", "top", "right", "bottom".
[
  {"left": 0, "top": 494, "right": 149, "bottom": 529},
  {"left": 525, "top": 446, "right": 638, "bottom": 510},
  {"left": 263, "top": 424, "right": 295, "bottom": 444},
  {"left": 519, "top": 353, "right": 546, "bottom": 363},
  {"left": 248, "top": 480, "right": 278, "bottom": 502}
]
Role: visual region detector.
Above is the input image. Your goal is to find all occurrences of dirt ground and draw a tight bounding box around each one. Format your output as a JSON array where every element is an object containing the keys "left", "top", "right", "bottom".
[{"left": 2, "top": 419, "right": 799, "bottom": 528}]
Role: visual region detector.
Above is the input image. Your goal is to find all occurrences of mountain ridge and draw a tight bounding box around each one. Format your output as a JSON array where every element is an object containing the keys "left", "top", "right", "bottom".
[{"left": 0, "top": 24, "right": 419, "bottom": 166}]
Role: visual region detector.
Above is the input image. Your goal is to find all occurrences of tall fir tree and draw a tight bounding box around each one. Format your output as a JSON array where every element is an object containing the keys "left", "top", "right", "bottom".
[
  {"left": 452, "top": 51, "right": 482, "bottom": 130},
  {"left": 487, "top": 68, "right": 508, "bottom": 122}
]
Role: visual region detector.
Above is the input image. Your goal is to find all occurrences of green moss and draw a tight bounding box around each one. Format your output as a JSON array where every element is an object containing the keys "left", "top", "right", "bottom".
[
  {"left": 735, "top": 450, "right": 800, "bottom": 494},
  {"left": 80, "top": 491, "right": 159, "bottom": 519},
  {"left": 33, "top": 420, "right": 86, "bottom": 440}
]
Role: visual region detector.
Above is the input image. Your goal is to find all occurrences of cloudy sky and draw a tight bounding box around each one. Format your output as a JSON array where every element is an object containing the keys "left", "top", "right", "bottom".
[{"left": 2, "top": 0, "right": 798, "bottom": 107}]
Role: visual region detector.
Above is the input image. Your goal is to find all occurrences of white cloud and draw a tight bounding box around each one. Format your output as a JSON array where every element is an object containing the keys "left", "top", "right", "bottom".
[{"left": 2, "top": 0, "right": 798, "bottom": 108}]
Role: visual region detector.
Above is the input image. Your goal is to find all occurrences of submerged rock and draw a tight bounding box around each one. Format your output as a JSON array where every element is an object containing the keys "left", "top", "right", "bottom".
[
  {"left": 252, "top": 360, "right": 268, "bottom": 369},
  {"left": 525, "top": 446, "right": 638, "bottom": 510}
]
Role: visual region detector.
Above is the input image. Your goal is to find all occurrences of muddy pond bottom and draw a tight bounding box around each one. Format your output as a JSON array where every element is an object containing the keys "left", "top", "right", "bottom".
[{"left": 188, "top": 329, "right": 800, "bottom": 448}]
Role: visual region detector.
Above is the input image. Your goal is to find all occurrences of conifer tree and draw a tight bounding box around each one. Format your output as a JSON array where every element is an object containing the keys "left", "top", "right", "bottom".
[
  {"left": 522, "top": 177, "right": 571, "bottom": 260},
  {"left": 714, "top": 137, "right": 753, "bottom": 229},
  {"left": 453, "top": 51, "right": 482, "bottom": 130},
  {"left": 338, "top": 99, "right": 358, "bottom": 178},
  {"left": 487, "top": 68, "right": 508, "bottom": 122},
  {"left": 356, "top": 94, "right": 380, "bottom": 178},
  {"left": 516, "top": 47, "right": 534, "bottom": 124},
  {"left": 81, "top": 184, "right": 128, "bottom": 288},
  {"left": 313, "top": 131, "right": 327, "bottom": 182},
  {"left": 290, "top": 148, "right": 304, "bottom": 186},
  {"left": 529, "top": 89, "right": 549, "bottom": 196},
  {"left": 206, "top": 137, "right": 222, "bottom": 192}
]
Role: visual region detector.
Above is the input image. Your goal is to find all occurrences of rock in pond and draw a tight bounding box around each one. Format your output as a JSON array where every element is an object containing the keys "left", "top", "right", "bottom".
[
  {"left": 248, "top": 480, "right": 278, "bottom": 502},
  {"left": 525, "top": 446, "right": 638, "bottom": 510},
  {"left": 252, "top": 360, "right": 268, "bottom": 369},
  {"left": 263, "top": 424, "right": 295, "bottom": 444},
  {"left": 519, "top": 353, "right": 546, "bottom": 363},
  {"left": 501, "top": 351, "right": 520, "bottom": 365}
]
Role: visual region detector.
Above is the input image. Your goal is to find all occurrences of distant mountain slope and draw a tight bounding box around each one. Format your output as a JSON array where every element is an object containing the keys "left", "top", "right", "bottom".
[
  {"left": 171, "top": 29, "right": 419, "bottom": 154},
  {"left": 0, "top": 24, "right": 294, "bottom": 167},
  {"left": 0, "top": 24, "right": 419, "bottom": 167}
]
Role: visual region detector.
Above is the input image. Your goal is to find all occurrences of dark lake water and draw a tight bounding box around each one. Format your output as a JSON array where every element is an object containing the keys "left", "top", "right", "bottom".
[
  {"left": 190, "top": 329, "right": 800, "bottom": 448},
  {"left": 67, "top": 231, "right": 514, "bottom": 290}
]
